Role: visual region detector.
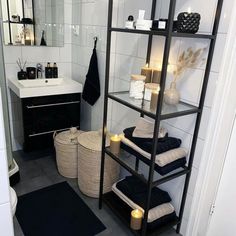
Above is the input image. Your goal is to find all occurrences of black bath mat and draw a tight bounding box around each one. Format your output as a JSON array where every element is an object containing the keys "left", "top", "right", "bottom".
[{"left": 16, "top": 182, "right": 106, "bottom": 236}]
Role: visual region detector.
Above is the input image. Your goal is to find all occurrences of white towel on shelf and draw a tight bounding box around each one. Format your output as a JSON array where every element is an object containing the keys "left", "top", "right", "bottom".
[
  {"left": 121, "top": 134, "right": 187, "bottom": 167},
  {"left": 112, "top": 182, "right": 175, "bottom": 223},
  {"left": 133, "top": 118, "right": 167, "bottom": 139}
]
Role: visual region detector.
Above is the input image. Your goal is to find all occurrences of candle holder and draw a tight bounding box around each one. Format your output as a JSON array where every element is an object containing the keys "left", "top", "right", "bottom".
[
  {"left": 176, "top": 12, "right": 201, "bottom": 34},
  {"left": 110, "top": 134, "right": 121, "bottom": 154},
  {"left": 130, "top": 209, "right": 143, "bottom": 230}
]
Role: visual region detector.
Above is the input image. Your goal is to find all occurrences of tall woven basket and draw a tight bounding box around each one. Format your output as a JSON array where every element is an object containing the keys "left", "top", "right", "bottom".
[
  {"left": 54, "top": 128, "right": 83, "bottom": 178},
  {"left": 77, "top": 131, "right": 120, "bottom": 198}
]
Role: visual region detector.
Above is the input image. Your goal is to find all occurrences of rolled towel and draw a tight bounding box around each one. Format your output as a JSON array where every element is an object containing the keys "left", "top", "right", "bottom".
[
  {"left": 112, "top": 182, "right": 175, "bottom": 223},
  {"left": 133, "top": 118, "right": 167, "bottom": 139},
  {"left": 120, "top": 134, "right": 187, "bottom": 167}
]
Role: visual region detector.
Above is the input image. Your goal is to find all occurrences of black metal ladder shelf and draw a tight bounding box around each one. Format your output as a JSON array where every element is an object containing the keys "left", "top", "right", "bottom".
[{"left": 99, "top": 0, "right": 224, "bottom": 235}]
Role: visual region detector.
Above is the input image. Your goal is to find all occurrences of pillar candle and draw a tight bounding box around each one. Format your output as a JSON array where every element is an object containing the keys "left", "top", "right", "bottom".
[
  {"left": 110, "top": 134, "right": 121, "bottom": 154},
  {"left": 141, "top": 66, "right": 153, "bottom": 83},
  {"left": 152, "top": 69, "right": 161, "bottom": 83},
  {"left": 150, "top": 85, "right": 160, "bottom": 111},
  {"left": 130, "top": 209, "right": 143, "bottom": 230}
]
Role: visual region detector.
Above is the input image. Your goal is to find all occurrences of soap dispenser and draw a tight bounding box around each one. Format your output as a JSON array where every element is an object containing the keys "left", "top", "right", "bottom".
[
  {"left": 45, "top": 62, "right": 53, "bottom": 78},
  {"left": 53, "top": 62, "right": 58, "bottom": 78}
]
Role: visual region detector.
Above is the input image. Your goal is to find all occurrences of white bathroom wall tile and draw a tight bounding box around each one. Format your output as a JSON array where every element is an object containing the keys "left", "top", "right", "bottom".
[
  {"left": 57, "top": 62, "right": 72, "bottom": 78},
  {"left": 3, "top": 46, "right": 22, "bottom": 64},
  {"left": 161, "top": 176, "right": 185, "bottom": 214},
  {"left": 114, "top": 54, "right": 145, "bottom": 81},
  {"left": 193, "top": 138, "right": 204, "bottom": 169},
  {"left": 116, "top": 33, "right": 139, "bottom": 57},
  {"left": 137, "top": 35, "right": 149, "bottom": 60},
  {"left": 177, "top": 68, "right": 204, "bottom": 105},
  {"left": 4, "top": 63, "right": 19, "bottom": 79},
  {"left": 92, "top": 0, "right": 108, "bottom": 26},
  {"left": 182, "top": 193, "right": 194, "bottom": 220},
  {"left": 123, "top": 0, "right": 152, "bottom": 22},
  {"left": 162, "top": 122, "right": 193, "bottom": 151},
  {"left": 166, "top": 114, "right": 197, "bottom": 136},
  {"left": 204, "top": 72, "right": 218, "bottom": 108},
  {"left": 180, "top": 219, "right": 188, "bottom": 236},
  {"left": 188, "top": 167, "right": 199, "bottom": 196},
  {"left": 198, "top": 107, "right": 211, "bottom": 140},
  {"left": 81, "top": 3, "right": 94, "bottom": 25},
  {"left": 211, "top": 33, "right": 227, "bottom": 73},
  {"left": 59, "top": 43, "right": 72, "bottom": 63},
  {"left": 116, "top": 0, "right": 125, "bottom": 28},
  {"left": 22, "top": 46, "right": 60, "bottom": 63},
  {"left": 218, "top": 0, "right": 233, "bottom": 34},
  {"left": 112, "top": 78, "right": 129, "bottom": 93}
]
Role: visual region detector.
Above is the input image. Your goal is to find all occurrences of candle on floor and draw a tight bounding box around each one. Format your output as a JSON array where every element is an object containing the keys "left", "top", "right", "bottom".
[
  {"left": 110, "top": 134, "right": 121, "bottom": 154},
  {"left": 141, "top": 64, "right": 153, "bottom": 83},
  {"left": 152, "top": 69, "right": 161, "bottom": 83},
  {"left": 130, "top": 209, "right": 143, "bottom": 230},
  {"left": 150, "top": 85, "right": 160, "bottom": 111}
]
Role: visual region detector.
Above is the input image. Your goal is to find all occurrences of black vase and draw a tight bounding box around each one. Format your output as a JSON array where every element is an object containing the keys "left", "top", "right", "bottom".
[
  {"left": 17, "top": 70, "right": 27, "bottom": 80},
  {"left": 177, "top": 12, "right": 201, "bottom": 34}
]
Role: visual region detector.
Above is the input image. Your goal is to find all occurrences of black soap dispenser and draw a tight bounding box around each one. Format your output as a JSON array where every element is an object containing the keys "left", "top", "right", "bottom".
[
  {"left": 45, "top": 62, "right": 53, "bottom": 78},
  {"left": 53, "top": 62, "right": 58, "bottom": 78}
]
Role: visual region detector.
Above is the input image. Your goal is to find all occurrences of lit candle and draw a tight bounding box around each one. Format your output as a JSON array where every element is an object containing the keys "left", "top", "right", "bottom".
[
  {"left": 150, "top": 85, "right": 160, "bottom": 111},
  {"left": 110, "top": 134, "right": 121, "bottom": 154},
  {"left": 130, "top": 209, "right": 143, "bottom": 230},
  {"left": 152, "top": 69, "right": 161, "bottom": 83},
  {"left": 141, "top": 64, "right": 153, "bottom": 83}
]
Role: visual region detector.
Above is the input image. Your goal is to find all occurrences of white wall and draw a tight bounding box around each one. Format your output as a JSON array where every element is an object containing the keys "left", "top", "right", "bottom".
[
  {"left": 0, "top": 91, "right": 14, "bottom": 236},
  {"left": 70, "top": 0, "right": 232, "bottom": 235},
  {"left": 3, "top": 0, "right": 73, "bottom": 151}
]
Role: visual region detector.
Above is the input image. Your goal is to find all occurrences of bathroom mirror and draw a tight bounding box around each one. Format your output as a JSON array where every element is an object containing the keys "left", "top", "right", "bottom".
[{"left": 1, "top": 0, "right": 64, "bottom": 47}]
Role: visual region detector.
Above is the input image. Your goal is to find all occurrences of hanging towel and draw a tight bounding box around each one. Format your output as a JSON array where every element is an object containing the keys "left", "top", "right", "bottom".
[{"left": 82, "top": 37, "right": 100, "bottom": 106}]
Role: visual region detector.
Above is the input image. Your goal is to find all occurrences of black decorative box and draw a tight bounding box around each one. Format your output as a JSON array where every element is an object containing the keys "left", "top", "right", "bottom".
[{"left": 176, "top": 12, "right": 201, "bottom": 34}]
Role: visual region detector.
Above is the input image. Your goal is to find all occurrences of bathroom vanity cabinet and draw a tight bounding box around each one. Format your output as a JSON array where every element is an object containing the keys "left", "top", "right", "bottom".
[
  {"left": 22, "top": 93, "right": 81, "bottom": 151},
  {"left": 7, "top": 78, "right": 83, "bottom": 152}
]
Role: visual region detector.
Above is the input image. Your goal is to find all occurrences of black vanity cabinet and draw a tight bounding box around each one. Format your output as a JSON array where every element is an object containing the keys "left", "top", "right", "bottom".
[{"left": 22, "top": 93, "right": 80, "bottom": 151}]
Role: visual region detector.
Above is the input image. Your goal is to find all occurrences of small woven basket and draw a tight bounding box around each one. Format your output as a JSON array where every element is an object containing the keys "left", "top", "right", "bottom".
[
  {"left": 54, "top": 128, "right": 83, "bottom": 178},
  {"left": 77, "top": 131, "right": 120, "bottom": 198}
]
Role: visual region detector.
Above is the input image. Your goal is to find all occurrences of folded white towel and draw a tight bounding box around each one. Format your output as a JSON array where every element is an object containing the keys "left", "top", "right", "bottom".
[
  {"left": 121, "top": 134, "right": 187, "bottom": 167},
  {"left": 112, "top": 182, "right": 175, "bottom": 223},
  {"left": 133, "top": 118, "right": 167, "bottom": 138}
]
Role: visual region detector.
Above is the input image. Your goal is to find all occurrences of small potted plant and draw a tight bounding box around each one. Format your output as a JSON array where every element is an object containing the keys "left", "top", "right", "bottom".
[{"left": 164, "top": 47, "right": 206, "bottom": 105}]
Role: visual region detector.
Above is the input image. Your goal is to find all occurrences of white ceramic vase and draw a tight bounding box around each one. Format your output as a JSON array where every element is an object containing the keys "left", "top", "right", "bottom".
[{"left": 164, "top": 82, "right": 180, "bottom": 105}]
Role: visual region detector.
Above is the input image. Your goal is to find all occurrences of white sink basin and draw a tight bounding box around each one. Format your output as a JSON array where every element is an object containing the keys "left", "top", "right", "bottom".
[{"left": 18, "top": 78, "right": 64, "bottom": 88}]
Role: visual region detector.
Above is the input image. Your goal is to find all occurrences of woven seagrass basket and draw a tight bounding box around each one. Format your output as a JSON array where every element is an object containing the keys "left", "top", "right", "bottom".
[{"left": 77, "top": 131, "right": 120, "bottom": 198}]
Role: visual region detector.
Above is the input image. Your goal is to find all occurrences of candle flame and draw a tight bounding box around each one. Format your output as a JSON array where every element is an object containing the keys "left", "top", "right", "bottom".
[{"left": 187, "top": 7, "right": 191, "bottom": 13}]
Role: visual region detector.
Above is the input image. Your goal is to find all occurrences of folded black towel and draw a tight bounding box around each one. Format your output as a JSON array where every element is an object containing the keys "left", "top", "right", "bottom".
[
  {"left": 121, "top": 142, "right": 187, "bottom": 175},
  {"left": 116, "top": 176, "right": 171, "bottom": 209},
  {"left": 123, "top": 127, "right": 181, "bottom": 154}
]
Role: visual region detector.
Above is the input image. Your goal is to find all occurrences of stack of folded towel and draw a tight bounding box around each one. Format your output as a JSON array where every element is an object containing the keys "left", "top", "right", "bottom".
[
  {"left": 120, "top": 118, "right": 187, "bottom": 175},
  {"left": 112, "top": 176, "right": 177, "bottom": 230}
]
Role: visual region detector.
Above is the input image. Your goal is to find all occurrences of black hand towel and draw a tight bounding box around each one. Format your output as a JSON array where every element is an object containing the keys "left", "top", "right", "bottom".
[
  {"left": 82, "top": 39, "right": 100, "bottom": 106},
  {"left": 123, "top": 127, "right": 182, "bottom": 154}
]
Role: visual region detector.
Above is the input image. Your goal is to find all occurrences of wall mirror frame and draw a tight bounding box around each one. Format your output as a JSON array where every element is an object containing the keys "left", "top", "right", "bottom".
[{"left": 1, "top": 0, "right": 64, "bottom": 47}]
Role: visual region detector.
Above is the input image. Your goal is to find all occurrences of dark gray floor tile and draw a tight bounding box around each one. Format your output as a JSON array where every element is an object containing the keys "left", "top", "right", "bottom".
[{"left": 13, "top": 150, "right": 180, "bottom": 236}]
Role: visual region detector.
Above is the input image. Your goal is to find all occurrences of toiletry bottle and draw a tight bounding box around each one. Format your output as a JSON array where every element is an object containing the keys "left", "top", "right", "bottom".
[
  {"left": 125, "top": 15, "right": 134, "bottom": 29},
  {"left": 53, "top": 62, "right": 58, "bottom": 78},
  {"left": 45, "top": 62, "right": 53, "bottom": 78}
]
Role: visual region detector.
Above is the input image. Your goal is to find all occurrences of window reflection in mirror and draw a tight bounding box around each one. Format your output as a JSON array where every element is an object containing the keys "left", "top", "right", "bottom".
[{"left": 1, "top": 0, "right": 64, "bottom": 47}]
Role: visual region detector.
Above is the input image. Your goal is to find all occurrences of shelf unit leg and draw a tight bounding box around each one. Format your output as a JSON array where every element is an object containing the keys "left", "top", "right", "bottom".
[
  {"left": 99, "top": 0, "right": 113, "bottom": 210},
  {"left": 141, "top": 1, "right": 177, "bottom": 235}
]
